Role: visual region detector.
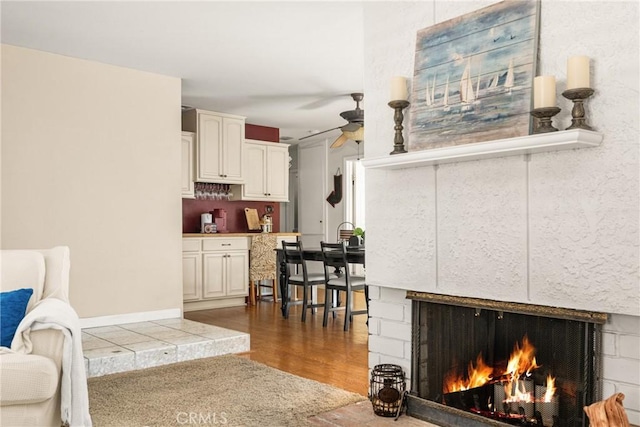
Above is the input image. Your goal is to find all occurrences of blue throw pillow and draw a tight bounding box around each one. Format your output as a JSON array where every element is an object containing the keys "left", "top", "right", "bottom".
[{"left": 0, "top": 288, "right": 34, "bottom": 347}]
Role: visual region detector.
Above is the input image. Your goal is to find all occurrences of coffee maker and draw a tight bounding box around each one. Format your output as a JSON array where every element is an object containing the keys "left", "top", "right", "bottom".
[{"left": 200, "top": 212, "right": 215, "bottom": 233}]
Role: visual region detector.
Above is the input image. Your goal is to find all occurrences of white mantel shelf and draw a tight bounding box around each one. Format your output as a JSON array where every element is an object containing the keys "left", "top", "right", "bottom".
[{"left": 362, "top": 129, "right": 603, "bottom": 170}]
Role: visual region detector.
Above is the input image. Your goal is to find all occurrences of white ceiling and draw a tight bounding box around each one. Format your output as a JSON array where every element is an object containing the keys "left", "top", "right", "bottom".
[{"left": 1, "top": 1, "right": 365, "bottom": 142}]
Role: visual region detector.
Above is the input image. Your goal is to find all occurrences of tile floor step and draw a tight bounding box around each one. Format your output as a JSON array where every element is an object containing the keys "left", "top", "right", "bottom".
[{"left": 82, "top": 318, "right": 249, "bottom": 377}]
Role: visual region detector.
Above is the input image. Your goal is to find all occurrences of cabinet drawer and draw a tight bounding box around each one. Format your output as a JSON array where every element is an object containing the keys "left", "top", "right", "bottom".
[
  {"left": 202, "top": 238, "right": 249, "bottom": 252},
  {"left": 182, "top": 239, "right": 201, "bottom": 252}
]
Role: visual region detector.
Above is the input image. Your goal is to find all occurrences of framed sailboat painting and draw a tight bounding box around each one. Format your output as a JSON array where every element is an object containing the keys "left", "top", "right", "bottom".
[{"left": 409, "top": 0, "right": 540, "bottom": 150}]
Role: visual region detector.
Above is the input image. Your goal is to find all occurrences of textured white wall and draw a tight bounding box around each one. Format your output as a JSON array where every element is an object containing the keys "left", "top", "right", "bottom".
[
  {"left": 363, "top": 1, "right": 640, "bottom": 422},
  {"left": 363, "top": 1, "right": 639, "bottom": 315}
]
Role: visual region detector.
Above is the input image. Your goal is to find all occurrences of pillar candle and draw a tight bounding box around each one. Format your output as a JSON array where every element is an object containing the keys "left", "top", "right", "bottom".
[
  {"left": 390, "top": 76, "right": 408, "bottom": 101},
  {"left": 533, "top": 76, "right": 556, "bottom": 108},
  {"left": 567, "top": 56, "right": 590, "bottom": 89}
]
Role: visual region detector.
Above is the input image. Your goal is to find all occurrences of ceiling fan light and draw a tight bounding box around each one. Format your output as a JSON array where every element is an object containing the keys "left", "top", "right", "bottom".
[{"left": 343, "top": 126, "right": 364, "bottom": 142}]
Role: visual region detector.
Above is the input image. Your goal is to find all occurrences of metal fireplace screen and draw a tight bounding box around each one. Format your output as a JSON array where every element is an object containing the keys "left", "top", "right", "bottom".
[{"left": 414, "top": 301, "right": 600, "bottom": 427}]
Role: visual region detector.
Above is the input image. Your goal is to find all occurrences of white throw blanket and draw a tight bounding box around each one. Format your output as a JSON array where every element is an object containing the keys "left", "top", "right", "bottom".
[{"left": 11, "top": 298, "right": 92, "bottom": 427}]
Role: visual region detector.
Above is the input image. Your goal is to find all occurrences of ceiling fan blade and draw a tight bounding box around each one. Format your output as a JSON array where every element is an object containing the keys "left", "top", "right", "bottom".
[
  {"left": 331, "top": 134, "right": 349, "bottom": 148},
  {"left": 299, "top": 126, "right": 342, "bottom": 141},
  {"left": 299, "top": 94, "right": 350, "bottom": 110},
  {"left": 341, "top": 122, "right": 362, "bottom": 132}
]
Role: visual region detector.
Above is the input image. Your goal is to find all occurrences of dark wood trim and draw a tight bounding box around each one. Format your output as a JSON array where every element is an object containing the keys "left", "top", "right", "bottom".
[{"left": 406, "top": 291, "right": 608, "bottom": 324}]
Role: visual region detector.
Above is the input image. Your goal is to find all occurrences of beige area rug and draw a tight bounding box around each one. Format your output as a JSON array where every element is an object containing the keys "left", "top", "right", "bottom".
[{"left": 88, "top": 355, "right": 366, "bottom": 427}]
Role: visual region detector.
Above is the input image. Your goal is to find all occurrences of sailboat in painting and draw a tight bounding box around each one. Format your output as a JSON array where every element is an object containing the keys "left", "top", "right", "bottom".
[
  {"left": 460, "top": 58, "right": 476, "bottom": 112},
  {"left": 442, "top": 75, "right": 450, "bottom": 111},
  {"left": 474, "top": 63, "right": 482, "bottom": 104},
  {"left": 489, "top": 73, "right": 499, "bottom": 89},
  {"left": 504, "top": 59, "right": 514, "bottom": 92},
  {"left": 425, "top": 74, "right": 437, "bottom": 107},
  {"left": 460, "top": 58, "right": 476, "bottom": 104}
]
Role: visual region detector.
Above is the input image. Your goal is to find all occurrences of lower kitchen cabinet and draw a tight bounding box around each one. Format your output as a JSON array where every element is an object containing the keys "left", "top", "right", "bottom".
[
  {"left": 183, "top": 237, "right": 249, "bottom": 311},
  {"left": 182, "top": 252, "right": 202, "bottom": 301},
  {"left": 202, "top": 251, "right": 248, "bottom": 299}
]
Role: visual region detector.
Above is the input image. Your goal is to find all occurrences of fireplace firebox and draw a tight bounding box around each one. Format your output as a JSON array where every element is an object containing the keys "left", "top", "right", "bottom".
[{"left": 406, "top": 292, "right": 606, "bottom": 427}]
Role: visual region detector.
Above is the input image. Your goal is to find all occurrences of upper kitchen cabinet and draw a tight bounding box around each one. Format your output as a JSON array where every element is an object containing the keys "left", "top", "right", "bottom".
[
  {"left": 181, "top": 131, "right": 195, "bottom": 198},
  {"left": 182, "top": 109, "right": 246, "bottom": 184},
  {"left": 230, "top": 139, "right": 289, "bottom": 202}
]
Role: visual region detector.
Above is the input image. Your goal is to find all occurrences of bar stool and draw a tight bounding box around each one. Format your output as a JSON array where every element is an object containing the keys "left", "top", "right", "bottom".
[{"left": 249, "top": 233, "right": 278, "bottom": 305}]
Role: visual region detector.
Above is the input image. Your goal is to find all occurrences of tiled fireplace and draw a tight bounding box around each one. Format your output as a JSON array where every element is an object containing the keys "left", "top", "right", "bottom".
[{"left": 405, "top": 292, "right": 605, "bottom": 427}]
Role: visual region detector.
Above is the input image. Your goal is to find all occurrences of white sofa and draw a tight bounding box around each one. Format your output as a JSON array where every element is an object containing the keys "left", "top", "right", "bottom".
[{"left": 0, "top": 246, "right": 90, "bottom": 427}]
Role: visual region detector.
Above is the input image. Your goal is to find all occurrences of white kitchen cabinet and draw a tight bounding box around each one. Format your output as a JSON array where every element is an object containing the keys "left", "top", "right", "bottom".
[
  {"left": 202, "top": 251, "right": 248, "bottom": 299},
  {"left": 230, "top": 139, "right": 289, "bottom": 202},
  {"left": 181, "top": 131, "right": 195, "bottom": 199},
  {"left": 224, "top": 251, "right": 250, "bottom": 296},
  {"left": 182, "top": 109, "right": 245, "bottom": 184},
  {"left": 182, "top": 252, "right": 201, "bottom": 301},
  {"left": 183, "top": 237, "right": 249, "bottom": 311}
]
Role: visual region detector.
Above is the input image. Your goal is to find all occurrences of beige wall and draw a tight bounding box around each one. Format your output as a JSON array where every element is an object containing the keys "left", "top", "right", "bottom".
[{"left": 1, "top": 45, "right": 183, "bottom": 318}]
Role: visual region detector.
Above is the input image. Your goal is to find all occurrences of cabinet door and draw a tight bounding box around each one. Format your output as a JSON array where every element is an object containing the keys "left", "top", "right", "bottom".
[
  {"left": 266, "top": 145, "right": 289, "bottom": 201},
  {"left": 181, "top": 132, "right": 195, "bottom": 198},
  {"left": 197, "top": 113, "right": 223, "bottom": 181},
  {"left": 243, "top": 143, "right": 267, "bottom": 199},
  {"left": 226, "top": 251, "right": 249, "bottom": 297},
  {"left": 202, "top": 252, "right": 226, "bottom": 299},
  {"left": 182, "top": 253, "right": 201, "bottom": 301},
  {"left": 221, "top": 117, "right": 244, "bottom": 183}
]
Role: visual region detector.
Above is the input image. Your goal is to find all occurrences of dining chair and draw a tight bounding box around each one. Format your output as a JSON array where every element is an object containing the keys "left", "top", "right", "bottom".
[
  {"left": 281, "top": 240, "right": 326, "bottom": 322},
  {"left": 320, "top": 241, "right": 368, "bottom": 331},
  {"left": 249, "top": 233, "right": 278, "bottom": 305}
]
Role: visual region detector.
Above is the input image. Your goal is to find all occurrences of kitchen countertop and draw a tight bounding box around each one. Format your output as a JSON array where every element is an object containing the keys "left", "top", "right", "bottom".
[{"left": 183, "top": 232, "right": 301, "bottom": 238}]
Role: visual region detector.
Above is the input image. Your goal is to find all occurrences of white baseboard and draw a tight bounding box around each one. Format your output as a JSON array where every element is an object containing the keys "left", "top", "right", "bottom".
[{"left": 80, "top": 308, "right": 182, "bottom": 329}]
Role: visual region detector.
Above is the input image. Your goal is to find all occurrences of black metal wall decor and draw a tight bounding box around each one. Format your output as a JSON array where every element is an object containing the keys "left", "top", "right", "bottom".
[
  {"left": 326, "top": 169, "right": 342, "bottom": 207},
  {"left": 370, "top": 364, "right": 407, "bottom": 418}
]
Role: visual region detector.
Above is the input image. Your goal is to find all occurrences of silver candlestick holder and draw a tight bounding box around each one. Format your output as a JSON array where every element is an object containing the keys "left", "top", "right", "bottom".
[
  {"left": 530, "top": 107, "right": 561, "bottom": 133},
  {"left": 388, "top": 100, "right": 410, "bottom": 155},
  {"left": 562, "top": 88, "right": 594, "bottom": 130}
]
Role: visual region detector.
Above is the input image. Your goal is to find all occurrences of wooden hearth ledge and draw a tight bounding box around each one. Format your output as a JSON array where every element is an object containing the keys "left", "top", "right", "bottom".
[{"left": 406, "top": 291, "right": 608, "bottom": 324}]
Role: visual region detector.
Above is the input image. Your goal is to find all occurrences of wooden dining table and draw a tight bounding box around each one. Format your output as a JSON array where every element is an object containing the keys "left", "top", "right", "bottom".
[{"left": 275, "top": 246, "right": 365, "bottom": 318}]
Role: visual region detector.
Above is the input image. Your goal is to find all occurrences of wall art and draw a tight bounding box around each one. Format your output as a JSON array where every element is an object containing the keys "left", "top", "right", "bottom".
[{"left": 409, "top": 0, "right": 540, "bottom": 150}]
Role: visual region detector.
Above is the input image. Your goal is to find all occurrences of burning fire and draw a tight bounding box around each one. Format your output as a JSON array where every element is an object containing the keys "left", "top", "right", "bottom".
[
  {"left": 443, "top": 353, "right": 493, "bottom": 394},
  {"left": 543, "top": 375, "right": 556, "bottom": 403},
  {"left": 504, "top": 336, "right": 540, "bottom": 382},
  {"left": 443, "top": 335, "right": 556, "bottom": 403},
  {"left": 503, "top": 380, "right": 534, "bottom": 403}
]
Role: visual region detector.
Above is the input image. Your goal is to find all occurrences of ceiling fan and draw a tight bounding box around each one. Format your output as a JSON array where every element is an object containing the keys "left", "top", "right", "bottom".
[{"left": 299, "top": 93, "right": 364, "bottom": 148}]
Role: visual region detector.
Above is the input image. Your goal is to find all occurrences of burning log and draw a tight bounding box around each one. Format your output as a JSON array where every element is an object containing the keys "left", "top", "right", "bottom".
[
  {"left": 442, "top": 336, "right": 562, "bottom": 426},
  {"left": 443, "top": 383, "right": 493, "bottom": 412},
  {"left": 583, "top": 393, "right": 630, "bottom": 427}
]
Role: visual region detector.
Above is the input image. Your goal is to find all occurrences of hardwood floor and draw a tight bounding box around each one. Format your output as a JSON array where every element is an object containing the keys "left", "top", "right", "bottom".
[{"left": 185, "top": 294, "right": 369, "bottom": 396}]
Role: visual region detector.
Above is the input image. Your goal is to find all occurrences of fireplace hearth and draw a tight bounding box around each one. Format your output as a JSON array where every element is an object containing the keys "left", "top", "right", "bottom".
[{"left": 406, "top": 292, "right": 606, "bottom": 427}]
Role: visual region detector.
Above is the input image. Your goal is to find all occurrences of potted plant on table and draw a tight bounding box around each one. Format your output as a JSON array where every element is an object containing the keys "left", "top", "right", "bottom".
[{"left": 353, "top": 227, "right": 365, "bottom": 246}]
